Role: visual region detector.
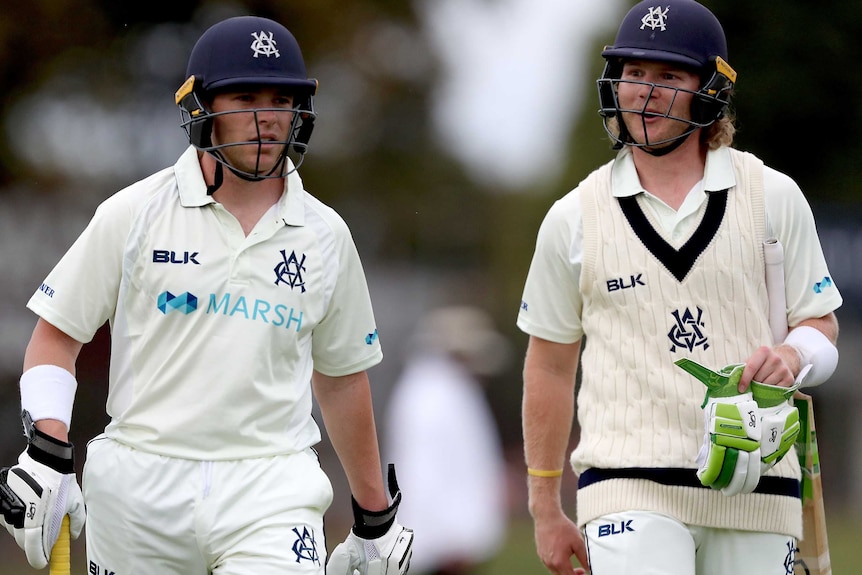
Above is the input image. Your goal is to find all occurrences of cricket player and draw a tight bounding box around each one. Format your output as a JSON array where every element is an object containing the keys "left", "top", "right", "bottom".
[
  {"left": 517, "top": 1, "right": 841, "bottom": 574},
  {"left": 0, "top": 15, "right": 412, "bottom": 575}
]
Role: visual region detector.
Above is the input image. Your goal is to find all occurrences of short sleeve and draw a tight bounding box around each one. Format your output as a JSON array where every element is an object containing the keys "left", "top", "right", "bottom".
[
  {"left": 516, "top": 192, "right": 584, "bottom": 343},
  {"left": 27, "top": 194, "right": 132, "bottom": 343},
  {"left": 310, "top": 218, "right": 383, "bottom": 376}
]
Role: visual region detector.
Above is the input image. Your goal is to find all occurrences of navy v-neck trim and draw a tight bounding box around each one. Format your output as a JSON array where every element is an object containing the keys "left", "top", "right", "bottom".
[{"left": 618, "top": 190, "right": 728, "bottom": 282}]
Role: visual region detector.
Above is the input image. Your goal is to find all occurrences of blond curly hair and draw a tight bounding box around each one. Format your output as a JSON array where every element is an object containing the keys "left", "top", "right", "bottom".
[{"left": 702, "top": 114, "right": 735, "bottom": 149}]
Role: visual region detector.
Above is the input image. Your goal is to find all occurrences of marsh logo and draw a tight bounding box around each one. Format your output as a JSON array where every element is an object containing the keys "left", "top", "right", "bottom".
[
  {"left": 813, "top": 276, "right": 833, "bottom": 294},
  {"left": 366, "top": 329, "right": 379, "bottom": 345},
  {"left": 155, "top": 290, "right": 304, "bottom": 332},
  {"left": 207, "top": 292, "right": 303, "bottom": 332},
  {"left": 158, "top": 291, "right": 198, "bottom": 315}
]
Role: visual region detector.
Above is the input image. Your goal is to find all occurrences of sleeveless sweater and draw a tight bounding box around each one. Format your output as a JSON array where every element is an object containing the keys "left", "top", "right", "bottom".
[{"left": 573, "top": 148, "right": 802, "bottom": 538}]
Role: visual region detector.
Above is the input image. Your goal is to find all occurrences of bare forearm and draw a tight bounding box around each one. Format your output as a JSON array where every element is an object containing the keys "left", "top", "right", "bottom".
[
  {"left": 523, "top": 368, "right": 575, "bottom": 475},
  {"left": 313, "top": 370, "right": 387, "bottom": 511},
  {"left": 522, "top": 337, "right": 580, "bottom": 517},
  {"left": 524, "top": 376, "right": 574, "bottom": 516},
  {"left": 23, "top": 319, "right": 82, "bottom": 373}
]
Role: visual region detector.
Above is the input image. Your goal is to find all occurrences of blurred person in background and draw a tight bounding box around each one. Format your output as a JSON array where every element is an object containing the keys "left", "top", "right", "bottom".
[
  {"left": 0, "top": 15, "right": 412, "bottom": 575},
  {"left": 517, "top": 1, "right": 841, "bottom": 574},
  {"left": 385, "top": 306, "right": 510, "bottom": 575}
]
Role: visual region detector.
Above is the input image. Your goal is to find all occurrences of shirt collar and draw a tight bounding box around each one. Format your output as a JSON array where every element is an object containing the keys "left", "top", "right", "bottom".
[
  {"left": 174, "top": 146, "right": 307, "bottom": 226},
  {"left": 175, "top": 146, "right": 214, "bottom": 207},
  {"left": 611, "top": 145, "right": 738, "bottom": 198},
  {"left": 279, "top": 162, "right": 306, "bottom": 226}
]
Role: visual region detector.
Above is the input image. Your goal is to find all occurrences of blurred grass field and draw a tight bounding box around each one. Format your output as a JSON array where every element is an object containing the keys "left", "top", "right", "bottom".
[{"left": 4, "top": 513, "right": 860, "bottom": 574}]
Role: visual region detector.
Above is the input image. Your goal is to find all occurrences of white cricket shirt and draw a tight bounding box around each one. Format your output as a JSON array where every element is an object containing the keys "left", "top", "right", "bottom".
[{"left": 28, "top": 146, "right": 383, "bottom": 460}]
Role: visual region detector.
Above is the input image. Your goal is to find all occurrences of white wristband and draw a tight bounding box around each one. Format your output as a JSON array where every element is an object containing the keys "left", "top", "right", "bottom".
[
  {"left": 784, "top": 326, "right": 838, "bottom": 387},
  {"left": 19, "top": 364, "right": 78, "bottom": 429}
]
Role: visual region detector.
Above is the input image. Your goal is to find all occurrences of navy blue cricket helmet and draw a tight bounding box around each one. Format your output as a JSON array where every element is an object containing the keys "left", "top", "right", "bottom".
[
  {"left": 175, "top": 16, "right": 318, "bottom": 180},
  {"left": 597, "top": 0, "right": 737, "bottom": 151}
]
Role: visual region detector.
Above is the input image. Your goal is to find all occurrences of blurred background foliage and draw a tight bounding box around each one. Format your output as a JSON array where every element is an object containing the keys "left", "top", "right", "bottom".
[{"left": 1, "top": 0, "right": 860, "bottom": 572}]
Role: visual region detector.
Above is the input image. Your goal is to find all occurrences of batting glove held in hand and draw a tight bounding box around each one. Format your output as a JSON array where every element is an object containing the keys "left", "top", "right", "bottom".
[
  {"left": 328, "top": 464, "right": 414, "bottom": 575},
  {"left": 675, "top": 360, "right": 763, "bottom": 496},
  {"left": 0, "top": 428, "right": 85, "bottom": 569},
  {"left": 750, "top": 380, "right": 801, "bottom": 473}
]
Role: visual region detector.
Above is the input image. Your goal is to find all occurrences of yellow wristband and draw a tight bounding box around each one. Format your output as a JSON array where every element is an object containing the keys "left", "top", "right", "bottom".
[{"left": 527, "top": 468, "right": 563, "bottom": 478}]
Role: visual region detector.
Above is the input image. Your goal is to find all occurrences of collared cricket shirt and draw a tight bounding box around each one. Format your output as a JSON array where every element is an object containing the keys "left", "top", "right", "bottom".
[{"left": 28, "top": 146, "right": 383, "bottom": 460}]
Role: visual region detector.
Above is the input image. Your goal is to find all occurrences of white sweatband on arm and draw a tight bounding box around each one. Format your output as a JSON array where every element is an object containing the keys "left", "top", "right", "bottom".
[
  {"left": 784, "top": 326, "right": 839, "bottom": 387},
  {"left": 19, "top": 365, "right": 78, "bottom": 429}
]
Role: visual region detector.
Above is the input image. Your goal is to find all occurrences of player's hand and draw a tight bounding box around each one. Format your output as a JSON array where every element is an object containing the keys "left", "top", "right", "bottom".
[
  {"left": 533, "top": 510, "right": 588, "bottom": 575},
  {"left": 327, "top": 464, "right": 413, "bottom": 575},
  {"left": 740, "top": 345, "right": 796, "bottom": 391},
  {"left": 328, "top": 521, "right": 413, "bottom": 575},
  {"left": 750, "top": 380, "right": 801, "bottom": 473},
  {"left": 0, "top": 429, "right": 85, "bottom": 569}
]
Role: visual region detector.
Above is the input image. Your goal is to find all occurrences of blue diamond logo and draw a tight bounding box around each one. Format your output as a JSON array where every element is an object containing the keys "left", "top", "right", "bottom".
[{"left": 157, "top": 291, "right": 198, "bottom": 315}]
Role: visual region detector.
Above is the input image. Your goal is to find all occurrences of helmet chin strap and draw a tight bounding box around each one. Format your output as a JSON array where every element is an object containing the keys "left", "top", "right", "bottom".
[
  {"left": 205, "top": 149, "right": 292, "bottom": 195},
  {"left": 641, "top": 128, "right": 695, "bottom": 157},
  {"left": 613, "top": 118, "right": 697, "bottom": 157},
  {"left": 207, "top": 161, "right": 224, "bottom": 195}
]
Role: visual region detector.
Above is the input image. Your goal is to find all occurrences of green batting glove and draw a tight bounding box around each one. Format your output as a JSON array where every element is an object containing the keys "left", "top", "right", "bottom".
[
  {"left": 750, "top": 380, "right": 801, "bottom": 473},
  {"left": 696, "top": 393, "right": 762, "bottom": 494},
  {"left": 676, "top": 360, "right": 762, "bottom": 496}
]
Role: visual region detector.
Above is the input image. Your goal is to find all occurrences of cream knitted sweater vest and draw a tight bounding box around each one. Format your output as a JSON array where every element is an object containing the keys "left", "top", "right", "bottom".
[{"left": 573, "top": 148, "right": 802, "bottom": 537}]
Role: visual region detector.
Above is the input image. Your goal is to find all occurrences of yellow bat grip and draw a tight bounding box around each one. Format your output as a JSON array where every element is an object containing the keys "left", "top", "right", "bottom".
[{"left": 49, "top": 515, "right": 71, "bottom": 575}]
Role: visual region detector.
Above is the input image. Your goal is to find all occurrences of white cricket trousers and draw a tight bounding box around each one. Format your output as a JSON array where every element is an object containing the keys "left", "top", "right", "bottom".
[
  {"left": 584, "top": 511, "right": 797, "bottom": 575},
  {"left": 82, "top": 435, "right": 333, "bottom": 575}
]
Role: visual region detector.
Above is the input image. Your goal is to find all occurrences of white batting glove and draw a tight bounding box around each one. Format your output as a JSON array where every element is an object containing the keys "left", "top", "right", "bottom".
[
  {"left": 328, "top": 521, "right": 413, "bottom": 575},
  {"left": 750, "top": 380, "right": 801, "bottom": 473},
  {"left": 328, "top": 465, "right": 414, "bottom": 575},
  {"left": 0, "top": 427, "right": 85, "bottom": 569}
]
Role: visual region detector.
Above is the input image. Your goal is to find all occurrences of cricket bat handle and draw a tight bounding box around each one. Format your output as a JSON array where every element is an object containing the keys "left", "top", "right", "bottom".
[{"left": 49, "top": 515, "right": 71, "bottom": 575}]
